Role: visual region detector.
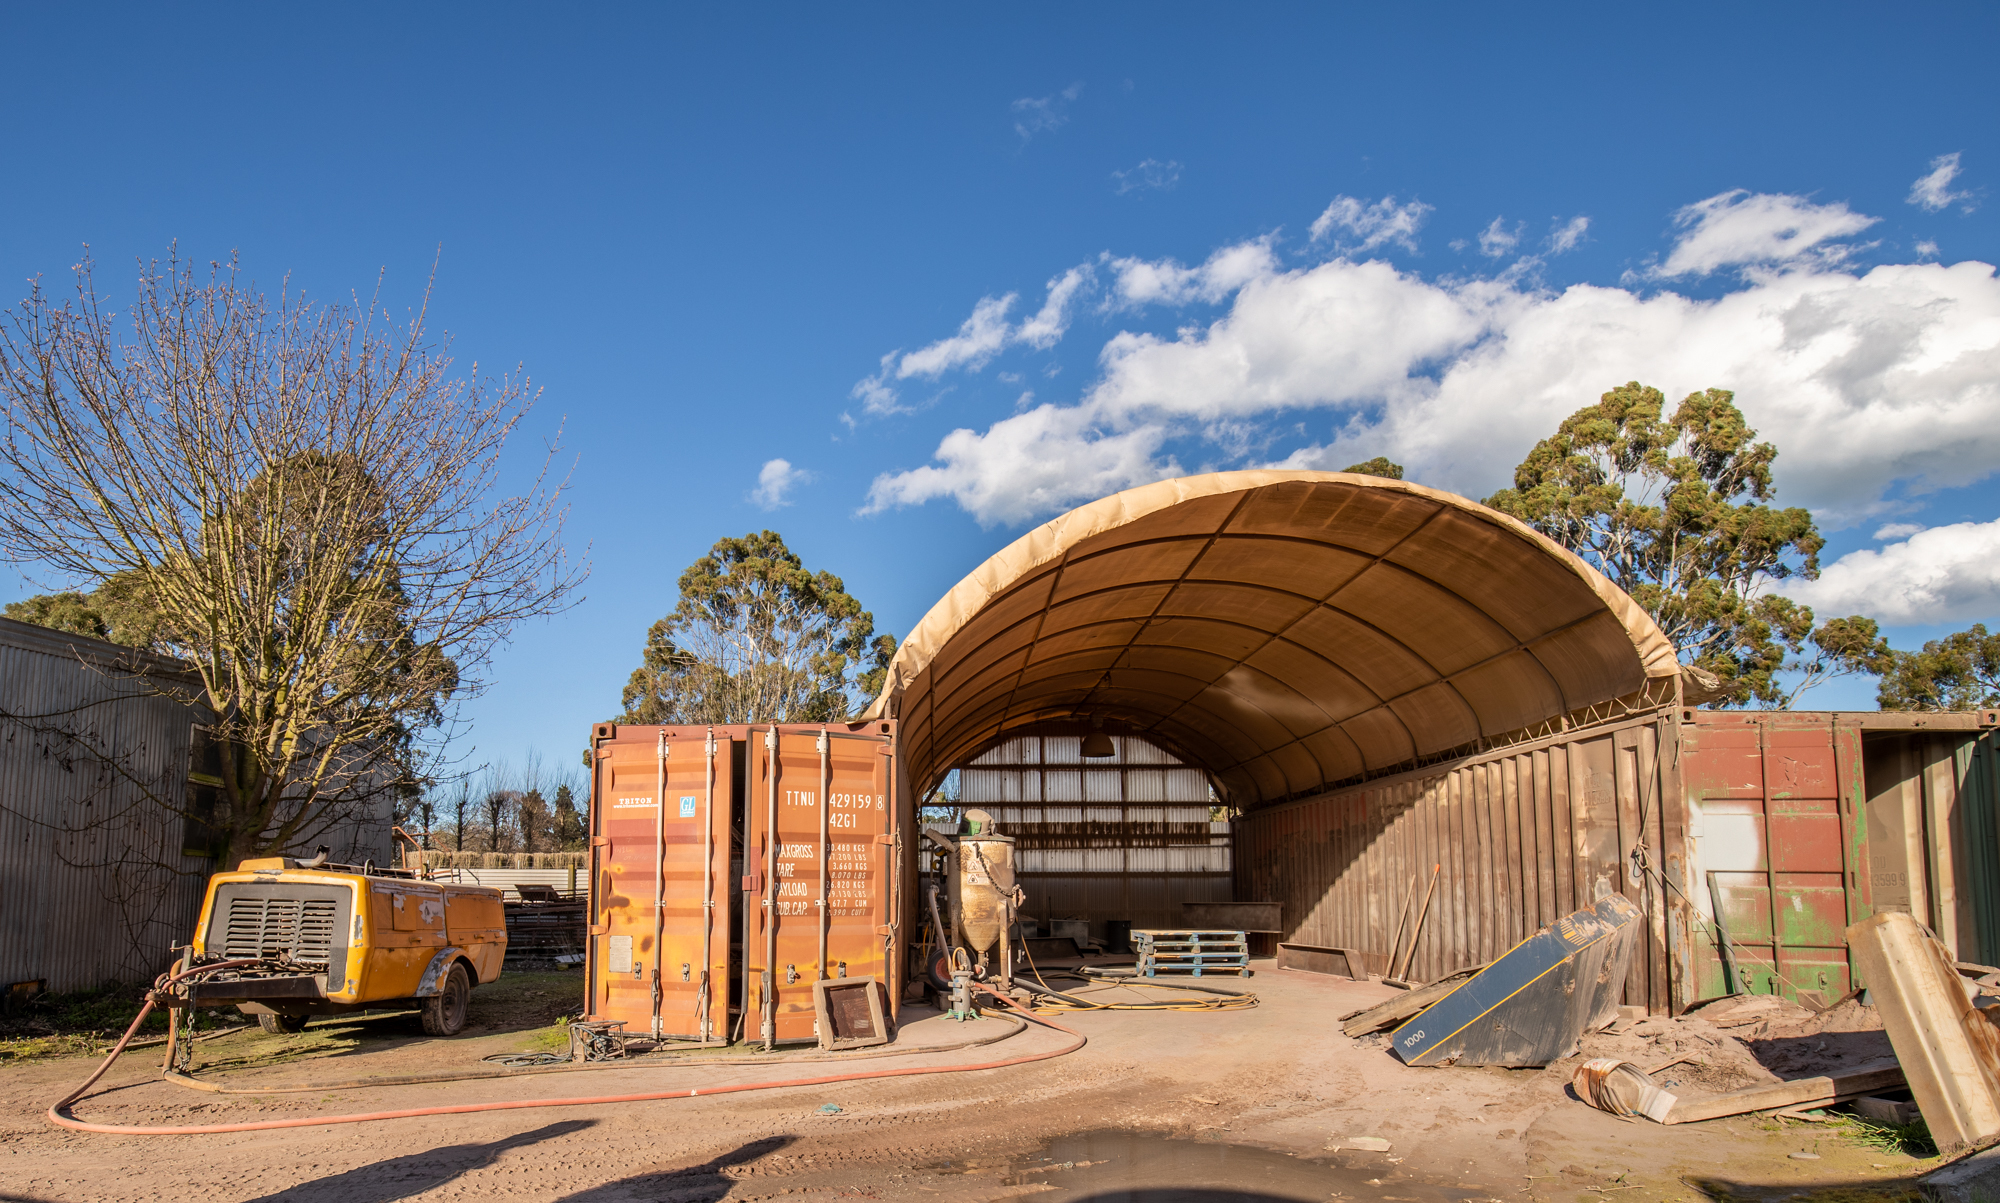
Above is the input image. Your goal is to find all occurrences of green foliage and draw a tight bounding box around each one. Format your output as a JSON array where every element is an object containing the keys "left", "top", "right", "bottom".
[
  {"left": 552, "top": 783, "right": 585, "bottom": 851},
  {"left": 1486, "top": 382, "right": 1880, "bottom": 708},
  {"left": 620, "top": 530, "right": 896, "bottom": 725},
  {"left": 4, "top": 569, "right": 169, "bottom": 648},
  {"left": 1878, "top": 623, "right": 2000, "bottom": 711},
  {"left": 4, "top": 591, "right": 106, "bottom": 639},
  {"left": 1341, "top": 456, "right": 1404, "bottom": 479},
  {"left": 1831, "top": 1111, "right": 1937, "bottom": 1158}
]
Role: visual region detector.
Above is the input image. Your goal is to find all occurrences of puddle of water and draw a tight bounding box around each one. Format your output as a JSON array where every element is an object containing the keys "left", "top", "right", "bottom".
[{"left": 992, "top": 1129, "right": 1488, "bottom": 1202}]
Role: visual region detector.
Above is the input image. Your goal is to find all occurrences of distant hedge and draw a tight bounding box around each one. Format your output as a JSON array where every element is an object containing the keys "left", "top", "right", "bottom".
[{"left": 415, "top": 851, "right": 588, "bottom": 869}]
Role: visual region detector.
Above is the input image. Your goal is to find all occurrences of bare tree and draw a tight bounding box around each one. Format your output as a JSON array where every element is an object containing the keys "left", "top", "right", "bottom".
[
  {"left": 0, "top": 249, "right": 583, "bottom": 866},
  {"left": 450, "top": 778, "right": 471, "bottom": 852}
]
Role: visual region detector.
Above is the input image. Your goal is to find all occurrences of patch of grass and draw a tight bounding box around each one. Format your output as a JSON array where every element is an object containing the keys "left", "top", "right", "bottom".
[
  {"left": 0, "top": 983, "right": 246, "bottom": 1062},
  {"left": 1, "top": 982, "right": 160, "bottom": 1039},
  {"left": 0, "top": 1031, "right": 118, "bottom": 1063},
  {"left": 523, "top": 1017, "right": 572, "bottom": 1055},
  {"left": 1834, "top": 1113, "right": 1938, "bottom": 1160}
]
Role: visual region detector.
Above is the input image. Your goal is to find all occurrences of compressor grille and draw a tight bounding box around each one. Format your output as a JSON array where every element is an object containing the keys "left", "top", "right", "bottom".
[{"left": 221, "top": 895, "right": 340, "bottom": 962}]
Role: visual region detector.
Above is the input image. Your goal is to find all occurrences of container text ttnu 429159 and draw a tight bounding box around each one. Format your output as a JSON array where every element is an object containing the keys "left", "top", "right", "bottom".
[
  {"left": 742, "top": 724, "right": 900, "bottom": 1047},
  {"left": 585, "top": 721, "right": 902, "bottom": 1046}
]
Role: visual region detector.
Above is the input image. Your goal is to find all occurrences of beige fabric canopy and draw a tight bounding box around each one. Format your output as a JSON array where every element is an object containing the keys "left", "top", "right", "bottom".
[{"left": 865, "top": 471, "right": 1679, "bottom": 808}]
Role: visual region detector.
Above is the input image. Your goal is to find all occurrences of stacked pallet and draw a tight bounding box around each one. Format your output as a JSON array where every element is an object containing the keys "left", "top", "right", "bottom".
[
  {"left": 1132, "top": 929, "right": 1250, "bottom": 977},
  {"left": 503, "top": 898, "right": 587, "bottom": 968}
]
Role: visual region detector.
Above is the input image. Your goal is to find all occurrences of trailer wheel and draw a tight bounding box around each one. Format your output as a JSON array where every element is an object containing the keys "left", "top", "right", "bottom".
[
  {"left": 258, "top": 1013, "right": 308, "bottom": 1035},
  {"left": 420, "top": 962, "right": 471, "bottom": 1036}
]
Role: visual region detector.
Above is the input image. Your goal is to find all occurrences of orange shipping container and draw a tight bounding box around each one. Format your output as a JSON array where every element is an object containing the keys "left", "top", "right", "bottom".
[{"left": 586, "top": 721, "right": 902, "bottom": 1046}]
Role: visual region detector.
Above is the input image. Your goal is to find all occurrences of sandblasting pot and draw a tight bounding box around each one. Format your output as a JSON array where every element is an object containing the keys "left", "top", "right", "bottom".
[{"left": 956, "top": 834, "right": 1017, "bottom": 957}]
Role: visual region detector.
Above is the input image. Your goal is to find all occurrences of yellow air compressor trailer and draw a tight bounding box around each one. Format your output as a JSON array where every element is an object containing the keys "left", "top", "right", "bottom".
[{"left": 185, "top": 856, "right": 507, "bottom": 1035}]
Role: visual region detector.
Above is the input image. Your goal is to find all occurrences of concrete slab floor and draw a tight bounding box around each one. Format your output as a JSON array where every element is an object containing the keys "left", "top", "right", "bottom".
[{"left": 0, "top": 959, "right": 1943, "bottom": 1201}]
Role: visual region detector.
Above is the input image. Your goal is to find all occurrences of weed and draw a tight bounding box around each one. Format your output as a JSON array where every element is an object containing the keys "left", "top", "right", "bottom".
[{"left": 1834, "top": 1113, "right": 1937, "bottom": 1159}]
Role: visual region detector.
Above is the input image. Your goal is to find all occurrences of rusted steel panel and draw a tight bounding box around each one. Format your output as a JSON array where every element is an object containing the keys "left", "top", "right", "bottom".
[
  {"left": 742, "top": 725, "right": 898, "bottom": 1046},
  {"left": 586, "top": 721, "right": 900, "bottom": 1047},
  {"left": 1237, "top": 710, "right": 1682, "bottom": 1011},
  {"left": 1677, "top": 711, "right": 1988, "bottom": 1008},
  {"left": 1638, "top": 724, "right": 1670, "bottom": 1014},
  {"left": 585, "top": 725, "right": 735, "bottom": 1040},
  {"left": 1549, "top": 744, "right": 1574, "bottom": 923}
]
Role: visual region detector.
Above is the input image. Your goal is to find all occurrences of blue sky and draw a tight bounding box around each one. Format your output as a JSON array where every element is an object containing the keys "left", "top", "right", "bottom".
[{"left": 3, "top": 4, "right": 1997, "bottom": 774}]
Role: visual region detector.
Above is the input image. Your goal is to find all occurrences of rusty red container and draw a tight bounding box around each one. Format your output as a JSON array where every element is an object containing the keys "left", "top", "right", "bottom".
[{"left": 586, "top": 721, "right": 902, "bottom": 1045}]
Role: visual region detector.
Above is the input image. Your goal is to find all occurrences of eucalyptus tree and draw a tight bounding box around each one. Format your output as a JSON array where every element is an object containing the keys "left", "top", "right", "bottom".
[
  {"left": 620, "top": 530, "right": 895, "bottom": 724},
  {"left": 1485, "top": 382, "right": 1884, "bottom": 707}
]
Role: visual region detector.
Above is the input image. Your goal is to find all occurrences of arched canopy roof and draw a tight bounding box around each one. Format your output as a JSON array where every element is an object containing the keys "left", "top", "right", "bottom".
[{"left": 865, "top": 471, "right": 1679, "bottom": 809}]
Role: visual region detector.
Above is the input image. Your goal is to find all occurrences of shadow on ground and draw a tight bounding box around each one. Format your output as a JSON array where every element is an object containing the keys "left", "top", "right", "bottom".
[
  {"left": 240, "top": 1119, "right": 595, "bottom": 1203},
  {"left": 1685, "top": 1173, "right": 1924, "bottom": 1202},
  {"left": 549, "top": 1136, "right": 796, "bottom": 1203}
]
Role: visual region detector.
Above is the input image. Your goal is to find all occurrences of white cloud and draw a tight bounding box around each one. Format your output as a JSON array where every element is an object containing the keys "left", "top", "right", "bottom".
[
  {"left": 1874, "top": 523, "right": 1927, "bottom": 541},
  {"left": 851, "top": 267, "right": 1094, "bottom": 415},
  {"left": 862, "top": 404, "right": 1175, "bottom": 527},
  {"left": 750, "top": 458, "right": 811, "bottom": 509},
  {"left": 1014, "top": 267, "right": 1091, "bottom": 348},
  {"left": 1547, "top": 215, "right": 1591, "bottom": 255},
  {"left": 1653, "top": 190, "right": 1878, "bottom": 278},
  {"left": 1309, "top": 194, "right": 1433, "bottom": 252},
  {"left": 897, "top": 294, "right": 1017, "bottom": 379},
  {"left": 1777, "top": 519, "right": 2000, "bottom": 624},
  {"left": 1105, "top": 239, "right": 1279, "bottom": 308},
  {"left": 1012, "top": 83, "right": 1082, "bottom": 141},
  {"left": 1908, "top": 152, "right": 1972, "bottom": 213},
  {"left": 867, "top": 194, "right": 2000, "bottom": 530},
  {"left": 1476, "top": 217, "right": 1521, "bottom": 258},
  {"left": 1113, "top": 158, "right": 1182, "bottom": 194},
  {"left": 1917, "top": 239, "right": 1942, "bottom": 260}
]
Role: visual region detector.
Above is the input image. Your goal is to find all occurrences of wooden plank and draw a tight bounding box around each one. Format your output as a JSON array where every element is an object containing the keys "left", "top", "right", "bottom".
[
  {"left": 1849, "top": 910, "right": 2000, "bottom": 1153},
  {"left": 1665, "top": 1061, "right": 1905, "bottom": 1124},
  {"left": 1338, "top": 962, "right": 1487, "bottom": 1037},
  {"left": 1928, "top": 741, "right": 1968, "bottom": 960}
]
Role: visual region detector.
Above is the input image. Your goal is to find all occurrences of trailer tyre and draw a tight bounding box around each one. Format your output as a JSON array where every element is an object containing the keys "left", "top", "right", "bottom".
[
  {"left": 258, "top": 1013, "right": 308, "bottom": 1034},
  {"left": 420, "top": 962, "right": 472, "bottom": 1036}
]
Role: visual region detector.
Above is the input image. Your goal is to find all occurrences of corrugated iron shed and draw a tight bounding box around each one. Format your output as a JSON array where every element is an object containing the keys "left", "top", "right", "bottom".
[{"left": 0, "top": 617, "right": 211, "bottom": 992}]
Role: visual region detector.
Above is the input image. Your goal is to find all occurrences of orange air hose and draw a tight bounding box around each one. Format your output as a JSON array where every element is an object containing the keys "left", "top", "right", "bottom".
[{"left": 50, "top": 988, "right": 1082, "bottom": 1136}]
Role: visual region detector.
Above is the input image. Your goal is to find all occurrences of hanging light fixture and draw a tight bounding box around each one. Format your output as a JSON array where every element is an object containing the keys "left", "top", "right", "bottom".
[{"left": 1081, "top": 716, "right": 1115, "bottom": 759}]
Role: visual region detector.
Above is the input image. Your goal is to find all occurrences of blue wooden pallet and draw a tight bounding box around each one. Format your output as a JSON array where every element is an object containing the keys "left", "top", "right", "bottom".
[{"left": 1132, "top": 929, "right": 1250, "bottom": 977}]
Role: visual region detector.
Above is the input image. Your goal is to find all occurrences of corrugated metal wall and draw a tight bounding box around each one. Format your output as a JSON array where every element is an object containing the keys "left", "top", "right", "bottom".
[
  {"left": 0, "top": 622, "right": 212, "bottom": 992},
  {"left": 959, "top": 734, "right": 1231, "bottom": 937},
  {"left": 0, "top": 618, "right": 395, "bottom": 993},
  {"left": 1235, "top": 710, "right": 1681, "bottom": 1011},
  {"left": 1860, "top": 725, "right": 2000, "bottom": 968}
]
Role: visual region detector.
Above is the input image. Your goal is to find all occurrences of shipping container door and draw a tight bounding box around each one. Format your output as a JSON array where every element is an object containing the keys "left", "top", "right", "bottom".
[
  {"left": 1684, "top": 714, "right": 1865, "bottom": 1005},
  {"left": 742, "top": 725, "right": 896, "bottom": 1045},
  {"left": 587, "top": 727, "right": 734, "bottom": 1039}
]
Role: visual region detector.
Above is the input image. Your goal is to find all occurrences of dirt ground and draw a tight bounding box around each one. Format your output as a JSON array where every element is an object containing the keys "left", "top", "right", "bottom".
[{"left": 0, "top": 961, "right": 1947, "bottom": 1202}]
